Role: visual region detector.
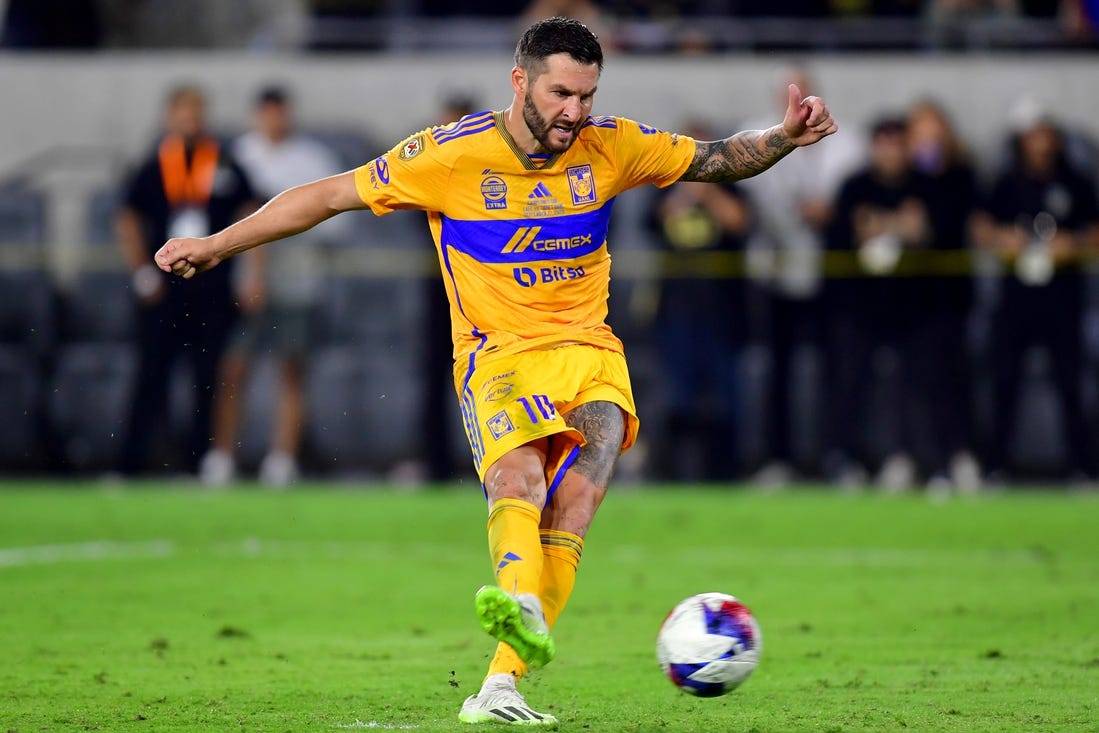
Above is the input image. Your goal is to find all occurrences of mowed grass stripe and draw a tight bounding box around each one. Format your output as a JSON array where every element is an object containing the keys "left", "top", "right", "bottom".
[{"left": 0, "top": 537, "right": 1060, "bottom": 570}]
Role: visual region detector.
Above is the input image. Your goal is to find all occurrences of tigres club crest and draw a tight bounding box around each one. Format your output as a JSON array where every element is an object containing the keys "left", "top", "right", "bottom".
[{"left": 566, "top": 164, "right": 597, "bottom": 206}]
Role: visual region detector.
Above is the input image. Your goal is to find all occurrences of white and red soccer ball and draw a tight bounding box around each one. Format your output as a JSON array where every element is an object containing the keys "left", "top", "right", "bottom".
[{"left": 656, "top": 592, "right": 762, "bottom": 697}]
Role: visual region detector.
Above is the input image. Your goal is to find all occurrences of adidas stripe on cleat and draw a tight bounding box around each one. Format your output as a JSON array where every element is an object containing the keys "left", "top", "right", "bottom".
[
  {"left": 458, "top": 676, "right": 558, "bottom": 727},
  {"left": 474, "top": 586, "right": 555, "bottom": 669}
]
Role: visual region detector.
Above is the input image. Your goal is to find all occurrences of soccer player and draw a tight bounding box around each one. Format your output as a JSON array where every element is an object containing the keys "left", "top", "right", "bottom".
[{"left": 154, "top": 17, "right": 836, "bottom": 726}]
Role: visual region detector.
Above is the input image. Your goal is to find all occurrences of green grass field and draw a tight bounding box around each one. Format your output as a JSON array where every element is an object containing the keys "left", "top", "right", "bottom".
[{"left": 1, "top": 483, "right": 1097, "bottom": 732}]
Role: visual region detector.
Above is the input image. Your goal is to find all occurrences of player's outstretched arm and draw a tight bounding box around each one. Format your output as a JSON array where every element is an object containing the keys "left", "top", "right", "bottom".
[
  {"left": 680, "top": 83, "right": 838, "bottom": 183},
  {"left": 155, "top": 171, "right": 364, "bottom": 280}
]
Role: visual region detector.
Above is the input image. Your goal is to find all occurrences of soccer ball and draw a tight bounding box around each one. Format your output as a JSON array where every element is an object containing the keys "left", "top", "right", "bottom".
[{"left": 656, "top": 592, "right": 762, "bottom": 697}]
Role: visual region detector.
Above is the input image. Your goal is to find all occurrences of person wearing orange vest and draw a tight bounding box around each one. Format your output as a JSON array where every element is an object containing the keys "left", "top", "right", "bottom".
[{"left": 116, "top": 85, "right": 257, "bottom": 476}]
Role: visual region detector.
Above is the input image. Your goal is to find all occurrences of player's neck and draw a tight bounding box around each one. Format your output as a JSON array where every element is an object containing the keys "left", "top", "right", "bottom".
[{"left": 501, "top": 104, "right": 544, "bottom": 156}]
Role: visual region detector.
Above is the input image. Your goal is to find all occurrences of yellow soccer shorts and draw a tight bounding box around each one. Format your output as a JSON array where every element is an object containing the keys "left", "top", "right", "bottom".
[{"left": 457, "top": 343, "right": 639, "bottom": 498}]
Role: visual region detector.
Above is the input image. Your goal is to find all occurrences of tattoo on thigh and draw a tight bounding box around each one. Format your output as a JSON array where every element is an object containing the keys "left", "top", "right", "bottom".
[{"left": 564, "top": 401, "right": 625, "bottom": 488}]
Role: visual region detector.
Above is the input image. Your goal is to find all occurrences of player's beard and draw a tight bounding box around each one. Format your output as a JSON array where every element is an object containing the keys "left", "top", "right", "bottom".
[{"left": 523, "top": 91, "right": 579, "bottom": 154}]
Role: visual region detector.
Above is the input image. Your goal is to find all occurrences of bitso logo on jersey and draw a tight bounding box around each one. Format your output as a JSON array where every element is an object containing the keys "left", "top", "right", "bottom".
[
  {"left": 513, "top": 267, "right": 538, "bottom": 287},
  {"left": 513, "top": 265, "right": 587, "bottom": 287}
]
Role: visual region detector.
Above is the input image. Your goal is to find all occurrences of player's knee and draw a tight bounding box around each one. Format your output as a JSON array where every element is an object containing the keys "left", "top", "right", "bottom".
[
  {"left": 486, "top": 464, "right": 546, "bottom": 506},
  {"left": 485, "top": 445, "right": 548, "bottom": 507}
]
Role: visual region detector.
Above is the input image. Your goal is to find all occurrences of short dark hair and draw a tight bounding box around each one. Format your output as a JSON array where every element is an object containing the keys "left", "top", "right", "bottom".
[
  {"left": 870, "top": 116, "right": 907, "bottom": 139},
  {"left": 514, "top": 16, "right": 603, "bottom": 78},
  {"left": 256, "top": 85, "right": 289, "bottom": 107}
]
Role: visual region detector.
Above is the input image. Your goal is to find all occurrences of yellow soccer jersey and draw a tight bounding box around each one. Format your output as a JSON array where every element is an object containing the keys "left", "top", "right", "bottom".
[{"left": 353, "top": 111, "right": 696, "bottom": 372}]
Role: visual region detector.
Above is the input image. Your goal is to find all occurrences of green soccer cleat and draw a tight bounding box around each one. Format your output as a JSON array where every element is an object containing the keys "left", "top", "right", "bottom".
[
  {"left": 458, "top": 674, "right": 558, "bottom": 727},
  {"left": 474, "top": 586, "right": 556, "bottom": 669}
]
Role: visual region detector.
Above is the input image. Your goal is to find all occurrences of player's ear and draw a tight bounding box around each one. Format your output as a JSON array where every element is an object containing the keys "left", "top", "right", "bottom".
[{"left": 511, "top": 66, "right": 527, "bottom": 97}]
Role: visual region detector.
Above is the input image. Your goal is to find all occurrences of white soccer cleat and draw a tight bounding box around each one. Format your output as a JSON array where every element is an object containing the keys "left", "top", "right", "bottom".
[
  {"left": 198, "top": 449, "right": 235, "bottom": 487},
  {"left": 474, "top": 586, "right": 555, "bottom": 668},
  {"left": 458, "top": 674, "right": 558, "bottom": 727},
  {"left": 259, "top": 451, "right": 299, "bottom": 488}
]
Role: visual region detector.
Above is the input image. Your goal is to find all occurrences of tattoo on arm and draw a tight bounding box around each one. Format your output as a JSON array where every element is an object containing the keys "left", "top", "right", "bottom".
[
  {"left": 563, "top": 401, "right": 626, "bottom": 489},
  {"left": 681, "top": 127, "right": 796, "bottom": 183}
]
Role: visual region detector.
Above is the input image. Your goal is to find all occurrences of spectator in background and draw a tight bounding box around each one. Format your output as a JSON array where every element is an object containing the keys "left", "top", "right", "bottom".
[
  {"left": 116, "top": 85, "right": 257, "bottom": 476},
  {"left": 737, "top": 67, "right": 864, "bottom": 485},
  {"left": 646, "top": 120, "right": 752, "bottom": 482},
  {"left": 903, "top": 99, "right": 981, "bottom": 491},
  {"left": 826, "top": 117, "right": 930, "bottom": 489},
  {"left": 973, "top": 105, "right": 1099, "bottom": 482},
  {"left": 199, "top": 86, "right": 344, "bottom": 487}
]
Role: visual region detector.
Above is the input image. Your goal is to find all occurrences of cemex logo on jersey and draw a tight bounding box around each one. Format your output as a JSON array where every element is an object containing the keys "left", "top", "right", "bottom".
[
  {"left": 513, "top": 264, "right": 587, "bottom": 287},
  {"left": 502, "top": 226, "right": 593, "bottom": 254}
]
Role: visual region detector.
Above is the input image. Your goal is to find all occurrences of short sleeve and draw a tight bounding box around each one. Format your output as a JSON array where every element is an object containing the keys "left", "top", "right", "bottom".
[
  {"left": 613, "top": 118, "right": 697, "bottom": 192},
  {"left": 353, "top": 130, "right": 450, "bottom": 216}
]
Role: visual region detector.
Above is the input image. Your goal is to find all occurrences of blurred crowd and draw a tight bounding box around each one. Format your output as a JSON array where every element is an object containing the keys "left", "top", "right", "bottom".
[
  {"left": 2, "top": 51, "right": 1099, "bottom": 490},
  {"left": 642, "top": 69, "right": 1099, "bottom": 491}
]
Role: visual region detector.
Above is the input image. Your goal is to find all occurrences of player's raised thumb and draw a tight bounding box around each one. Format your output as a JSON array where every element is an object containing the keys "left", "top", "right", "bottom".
[{"left": 787, "top": 83, "right": 802, "bottom": 112}]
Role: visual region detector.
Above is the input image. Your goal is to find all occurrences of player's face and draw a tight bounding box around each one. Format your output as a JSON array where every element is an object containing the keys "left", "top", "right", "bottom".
[{"left": 522, "top": 54, "right": 599, "bottom": 154}]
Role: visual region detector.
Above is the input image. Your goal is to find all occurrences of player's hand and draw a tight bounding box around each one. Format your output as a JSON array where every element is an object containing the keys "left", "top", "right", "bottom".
[
  {"left": 154, "top": 236, "right": 222, "bottom": 279},
  {"left": 782, "top": 83, "right": 838, "bottom": 147}
]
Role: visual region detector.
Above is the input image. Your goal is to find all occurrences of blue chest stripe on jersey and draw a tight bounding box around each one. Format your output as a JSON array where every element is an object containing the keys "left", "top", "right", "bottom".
[{"left": 441, "top": 201, "right": 616, "bottom": 264}]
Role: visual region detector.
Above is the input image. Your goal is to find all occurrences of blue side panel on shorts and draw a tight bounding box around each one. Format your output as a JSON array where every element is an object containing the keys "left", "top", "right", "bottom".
[
  {"left": 544, "top": 444, "right": 580, "bottom": 508},
  {"left": 459, "top": 334, "right": 487, "bottom": 474},
  {"left": 441, "top": 240, "right": 487, "bottom": 473},
  {"left": 440, "top": 203, "right": 614, "bottom": 264}
]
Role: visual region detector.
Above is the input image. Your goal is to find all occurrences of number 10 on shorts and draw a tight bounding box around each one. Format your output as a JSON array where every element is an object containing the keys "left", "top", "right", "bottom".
[{"left": 517, "top": 394, "right": 556, "bottom": 423}]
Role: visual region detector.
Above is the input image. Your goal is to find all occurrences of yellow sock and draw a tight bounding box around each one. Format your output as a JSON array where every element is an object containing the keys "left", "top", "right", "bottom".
[
  {"left": 487, "top": 498, "right": 543, "bottom": 597},
  {"left": 486, "top": 529, "right": 584, "bottom": 682},
  {"left": 537, "top": 529, "right": 583, "bottom": 628}
]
